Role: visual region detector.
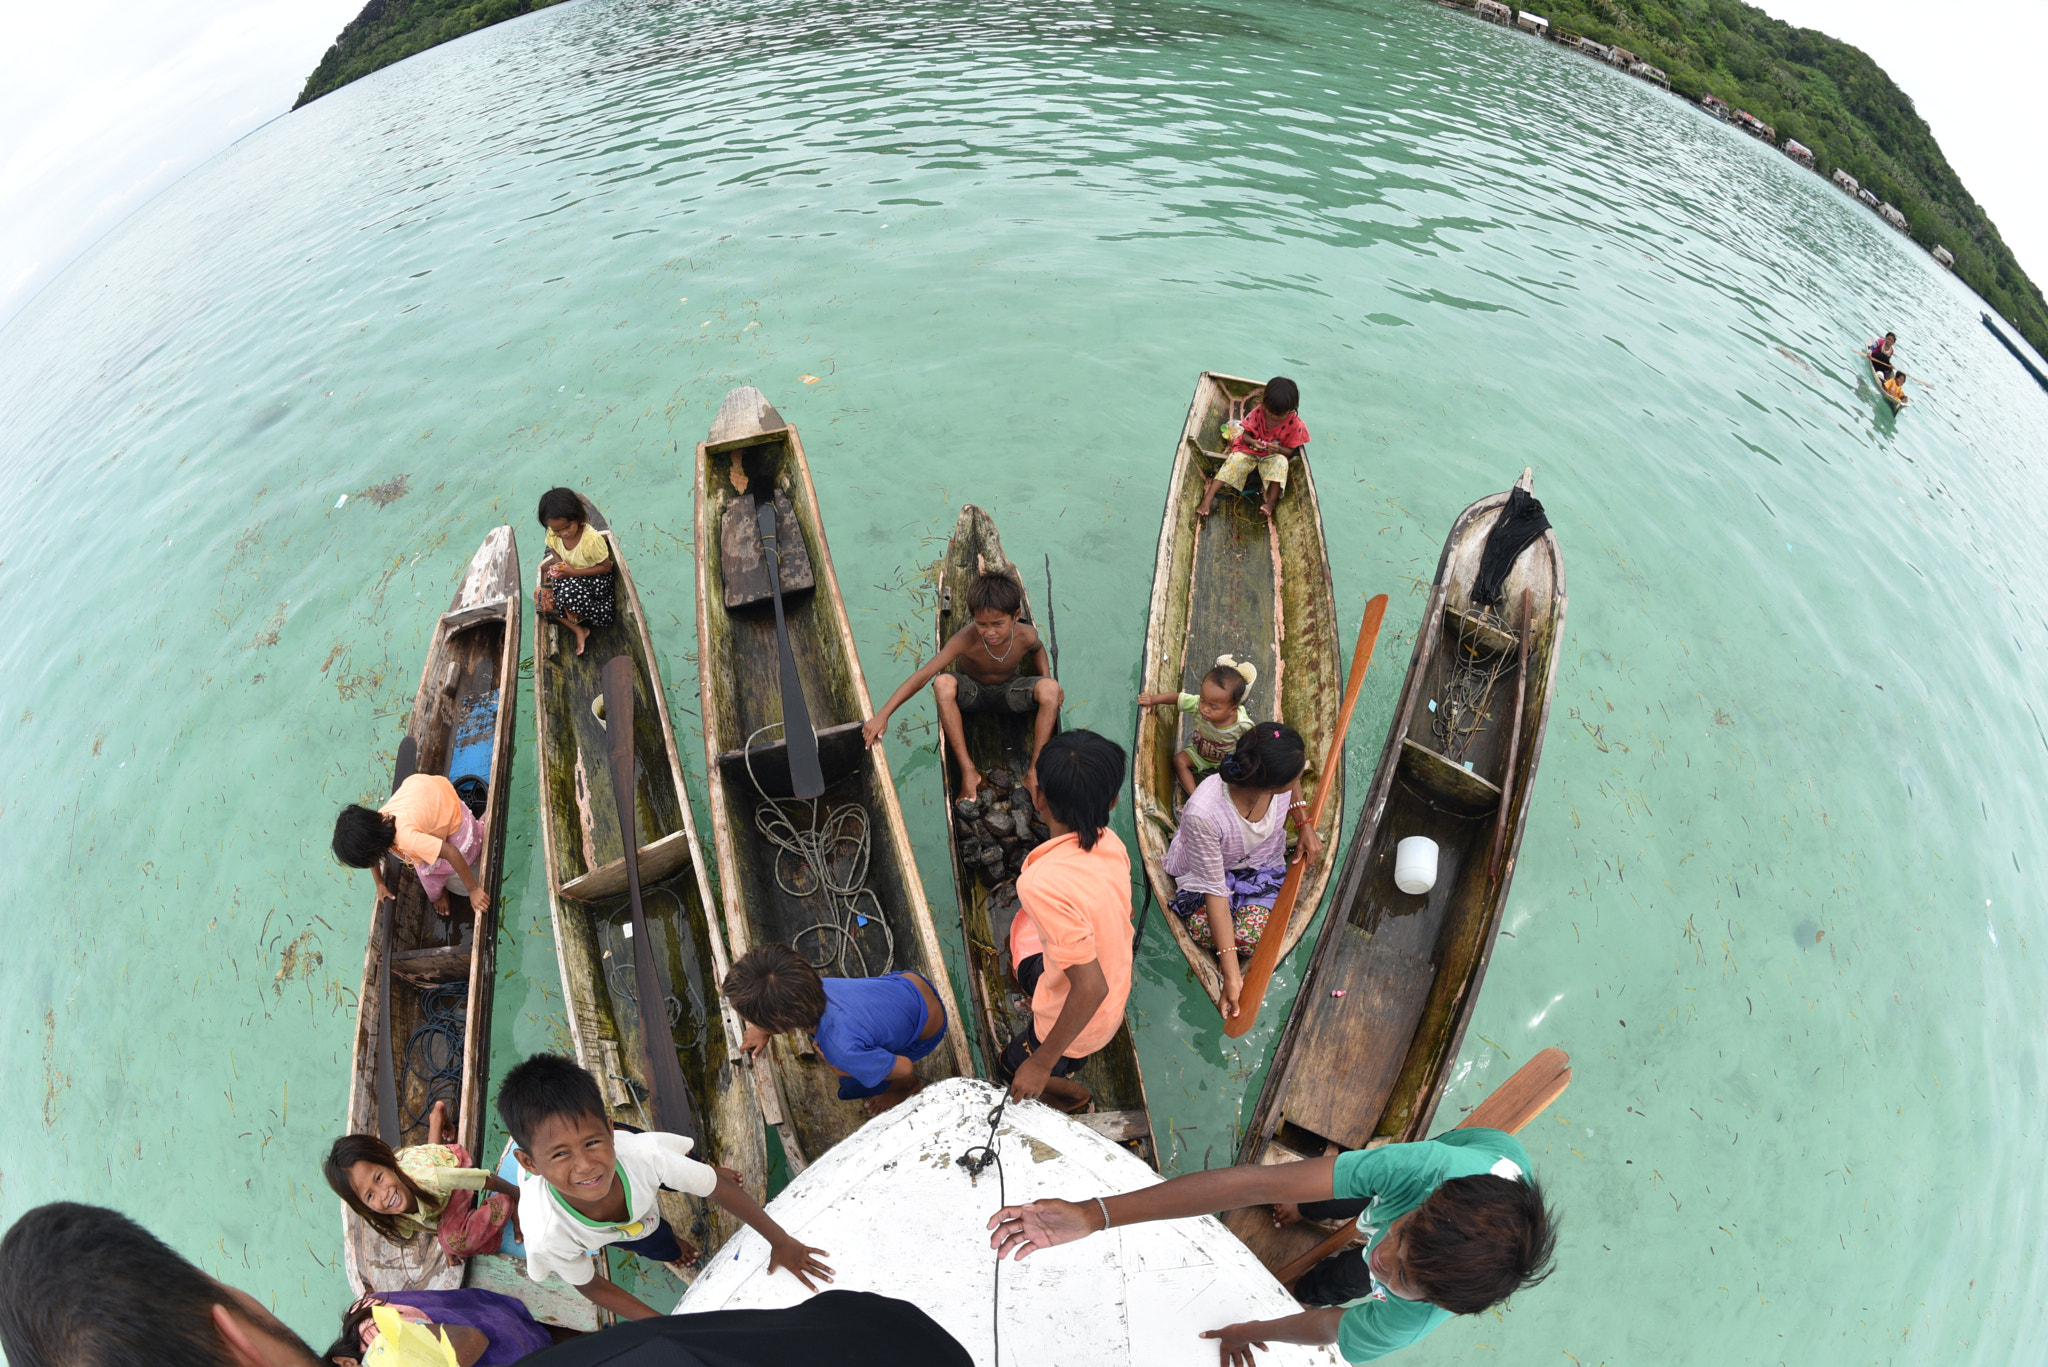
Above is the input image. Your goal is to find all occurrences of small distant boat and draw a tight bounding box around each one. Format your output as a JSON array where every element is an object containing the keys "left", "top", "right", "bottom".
[
  {"left": 1866, "top": 352, "right": 1907, "bottom": 412},
  {"left": 1134, "top": 372, "right": 1347, "bottom": 1010},
  {"left": 344, "top": 528, "right": 521, "bottom": 1295},
  {"left": 1982, "top": 312, "right": 2048, "bottom": 392},
  {"left": 1223, "top": 471, "right": 1566, "bottom": 1276},
  {"left": 937, "top": 505, "right": 1154, "bottom": 1163},
  {"left": 533, "top": 493, "right": 768, "bottom": 1259},
  {"left": 693, "top": 387, "right": 972, "bottom": 1170},
  {"left": 675, "top": 1079, "right": 1342, "bottom": 1366}
]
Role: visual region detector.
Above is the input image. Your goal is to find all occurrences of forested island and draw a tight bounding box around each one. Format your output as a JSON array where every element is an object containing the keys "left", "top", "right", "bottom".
[
  {"left": 293, "top": 0, "right": 2046, "bottom": 358},
  {"left": 293, "top": 0, "right": 569, "bottom": 108},
  {"left": 1519, "top": 0, "right": 2047, "bottom": 358}
]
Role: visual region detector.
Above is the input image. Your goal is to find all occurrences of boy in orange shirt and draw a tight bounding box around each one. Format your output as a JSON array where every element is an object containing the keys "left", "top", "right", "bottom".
[
  {"left": 1000, "top": 730, "right": 1133, "bottom": 1112},
  {"left": 332, "top": 773, "right": 490, "bottom": 918}
]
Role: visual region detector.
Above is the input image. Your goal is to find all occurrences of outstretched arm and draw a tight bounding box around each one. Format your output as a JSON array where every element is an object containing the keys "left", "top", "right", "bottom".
[
  {"left": 1201, "top": 1309, "right": 1344, "bottom": 1367},
  {"left": 711, "top": 1169, "right": 835, "bottom": 1291},
  {"left": 861, "top": 630, "right": 970, "bottom": 747},
  {"left": 989, "top": 1156, "right": 1338, "bottom": 1260},
  {"left": 573, "top": 1276, "right": 662, "bottom": 1321}
]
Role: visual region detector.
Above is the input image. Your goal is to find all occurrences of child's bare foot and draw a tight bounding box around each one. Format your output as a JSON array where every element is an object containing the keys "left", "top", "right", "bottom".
[
  {"left": 432, "top": 894, "right": 452, "bottom": 916},
  {"left": 571, "top": 624, "right": 590, "bottom": 656},
  {"left": 428, "top": 1099, "right": 452, "bottom": 1145},
  {"left": 1195, "top": 497, "right": 1216, "bottom": 518},
  {"left": 958, "top": 767, "right": 984, "bottom": 803},
  {"left": 1271, "top": 1201, "right": 1302, "bottom": 1229}
]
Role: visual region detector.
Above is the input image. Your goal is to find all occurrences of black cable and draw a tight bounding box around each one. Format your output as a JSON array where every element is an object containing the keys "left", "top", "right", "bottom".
[
  {"left": 957, "top": 1091, "right": 1010, "bottom": 1367},
  {"left": 399, "top": 981, "right": 469, "bottom": 1136}
]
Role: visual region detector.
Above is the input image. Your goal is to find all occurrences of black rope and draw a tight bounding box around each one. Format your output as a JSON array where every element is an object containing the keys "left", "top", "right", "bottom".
[
  {"left": 399, "top": 981, "right": 468, "bottom": 1136},
  {"left": 956, "top": 1092, "right": 1010, "bottom": 1367}
]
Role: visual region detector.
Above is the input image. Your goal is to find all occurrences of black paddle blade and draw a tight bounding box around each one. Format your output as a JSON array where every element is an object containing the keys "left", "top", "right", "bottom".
[
  {"left": 375, "top": 733, "right": 416, "bottom": 1148},
  {"left": 757, "top": 501, "right": 825, "bottom": 799},
  {"left": 393, "top": 735, "right": 419, "bottom": 791},
  {"left": 598, "top": 655, "right": 699, "bottom": 1141}
]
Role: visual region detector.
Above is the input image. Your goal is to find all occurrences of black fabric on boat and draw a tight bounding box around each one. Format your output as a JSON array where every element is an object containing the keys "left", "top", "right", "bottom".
[
  {"left": 1472, "top": 487, "right": 1549, "bottom": 607},
  {"left": 515, "top": 1291, "right": 973, "bottom": 1367}
]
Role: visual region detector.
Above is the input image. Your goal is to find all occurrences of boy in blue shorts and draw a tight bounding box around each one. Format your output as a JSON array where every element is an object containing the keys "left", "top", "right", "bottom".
[
  {"left": 498, "top": 1053, "right": 832, "bottom": 1321},
  {"left": 724, "top": 945, "right": 951, "bottom": 1116},
  {"left": 988, "top": 1126, "right": 1554, "bottom": 1363}
]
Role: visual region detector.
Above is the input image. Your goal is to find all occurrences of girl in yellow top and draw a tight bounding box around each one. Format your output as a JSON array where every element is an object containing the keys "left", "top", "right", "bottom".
[
  {"left": 324, "top": 1101, "right": 521, "bottom": 1262},
  {"left": 331, "top": 772, "right": 490, "bottom": 916},
  {"left": 535, "top": 487, "right": 615, "bottom": 657}
]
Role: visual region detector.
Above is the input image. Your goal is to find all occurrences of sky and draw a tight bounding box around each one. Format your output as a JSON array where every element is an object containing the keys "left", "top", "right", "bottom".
[{"left": 0, "top": 0, "right": 2044, "bottom": 327}]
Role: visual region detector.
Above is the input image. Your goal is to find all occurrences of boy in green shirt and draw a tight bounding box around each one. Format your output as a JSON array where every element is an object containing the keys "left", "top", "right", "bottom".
[{"left": 987, "top": 1128, "right": 1553, "bottom": 1363}]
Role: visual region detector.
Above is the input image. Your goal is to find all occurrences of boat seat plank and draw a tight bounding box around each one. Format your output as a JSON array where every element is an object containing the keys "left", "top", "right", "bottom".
[
  {"left": 1281, "top": 923, "right": 1437, "bottom": 1151},
  {"left": 1073, "top": 1110, "right": 1151, "bottom": 1144},
  {"left": 561, "top": 827, "right": 698, "bottom": 904},
  {"left": 1442, "top": 605, "right": 1515, "bottom": 657},
  {"left": 392, "top": 944, "right": 472, "bottom": 984},
  {"left": 714, "top": 720, "right": 866, "bottom": 799},
  {"left": 440, "top": 599, "right": 510, "bottom": 634},
  {"left": 721, "top": 490, "right": 815, "bottom": 609},
  {"left": 1398, "top": 738, "right": 1501, "bottom": 816}
]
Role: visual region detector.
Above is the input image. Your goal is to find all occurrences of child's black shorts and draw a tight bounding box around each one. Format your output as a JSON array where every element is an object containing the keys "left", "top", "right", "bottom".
[{"left": 997, "top": 953, "right": 1090, "bottom": 1080}]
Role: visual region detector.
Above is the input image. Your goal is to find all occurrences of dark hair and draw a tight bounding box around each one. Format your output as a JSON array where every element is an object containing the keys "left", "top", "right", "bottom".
[
  {"left": 965, "top": 572, "right": 1023, "bottom": 617},
  {"left": 1261, "top": 376, "right": 1300, "bottom": 415},
  {"left": 536, "top": 487, "right": 583, "bottom": 527},
  {"left": 496, "top": 1053, "right": 608, "bottom": 1151},
  {"left": 323, "top": 1134, "right": 436, "bottom": 1244},
  {"left": 0, "top": 1201, "right": 318, "bottom": 1367},
  {"left": 324, "top": 1300, "right": 381, "bottom": 1364},
  {"left": 1204, "top": 662, "right": 1250, "bottom": 705},
  {"left": 722, "top": 944, "right": 828, "bottom": 1034},
  {"left": 1218, "top": 722, "right": 1305, "bottom": 791},
  {"left": 1883, "top": 332, "right": 1896, "bottom": 341},
  {"left": 1032, "top": 730, "right": 1125, "bottom": 851},
  {"left": 1404, "top": 1174, "right": 1556, "bottom": 1314},
  {"left": 332, "top": 804, "right": 396, "bottom": 868}
]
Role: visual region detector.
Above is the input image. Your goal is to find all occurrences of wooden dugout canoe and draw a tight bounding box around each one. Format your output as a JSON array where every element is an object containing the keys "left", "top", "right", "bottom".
[
  {"left": 937, "top": 505, "right": 1155, "bottom": 1162},
  {"left": 693, "top": 386, "right": 972, "bottom": 1171},
  {"left": 533, "top": 493, "right": 767, "bottom": 1258},
  {"left": 343, "top": 527, "right": 521, "bottom": 1295},
  {"left": 1133, "top": 372, "right": 1347, "bottom": 1009},
  {"left": 1221, "top": 470, "right": 1566, "bottom": 1274}
]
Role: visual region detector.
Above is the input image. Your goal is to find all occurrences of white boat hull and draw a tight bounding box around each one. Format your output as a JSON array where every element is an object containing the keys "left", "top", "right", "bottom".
[{"left": 678, "top": 1079, "right": 1341, "bottom": 1366}]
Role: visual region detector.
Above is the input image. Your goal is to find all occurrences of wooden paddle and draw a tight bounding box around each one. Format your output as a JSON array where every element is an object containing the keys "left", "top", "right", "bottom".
[
  {"left": 1486, "top": 588, "right": 1533, "bottom": 887},
  {"left": 375, "top": 736, "right": 418, "bottom": 1147},
  {"left": 1854, "top": 349, "right": 1930, "bottom": 393},
  {"left": 602, "top": 655, "right": 699, "bottom": 1139},
  {"left": 758, "top": 502, "right": 824, "bottom": 800},
  {"left": 1223, "top": 593, "right": 1389, "bottom": 1038},
  {"left": 1273, "top": 1047, "right": 1573, "bottom": 1288}
]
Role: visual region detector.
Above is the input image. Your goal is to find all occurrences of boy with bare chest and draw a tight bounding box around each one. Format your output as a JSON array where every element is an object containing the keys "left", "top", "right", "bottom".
[{"left": 861, "top": 571, "right": 1063, "bottom": 800}]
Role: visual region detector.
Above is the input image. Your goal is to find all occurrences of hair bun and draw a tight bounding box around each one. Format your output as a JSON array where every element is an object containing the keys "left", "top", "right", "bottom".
[
  {"left": 1215, "top": 653, "right": 1258, "bottom": 692},
  {"left": 1218, "top": 756, "right": 1246, "bottom": 782}
]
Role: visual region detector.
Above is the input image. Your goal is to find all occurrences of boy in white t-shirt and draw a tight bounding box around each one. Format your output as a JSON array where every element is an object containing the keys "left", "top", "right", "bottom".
[{"left": 497, "top": 1053, "right": 833, "bottom": 1320}]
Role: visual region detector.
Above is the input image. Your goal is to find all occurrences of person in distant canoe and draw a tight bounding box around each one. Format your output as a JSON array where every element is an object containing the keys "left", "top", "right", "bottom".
[
  {"left": 1163, "top": 723, "right": 1321, "bottom": 1020},
  {"left": 1866, "top": 332, "right": 1898, "bottom": 378},
  {"left": 1196, "top": 376, "right": 1310, "bottom": 521},
  {"left": 332, "top": 772, "right": 490, "bottom": 917},
  {"left": 535, "top": 487, "right": 615, "bottom": 657},
  {"left": 1881, "top": 371, "right": 1907, "bottom": 404},
  {"left": 861, "top": 569, "right": 1062, "bottom": 801},
  {"left": 723, "top": 943, "right": 952, "bottom": 1117},
  {"left": 987, "top": 1127, "right": 1556, "bottom": 1365}
]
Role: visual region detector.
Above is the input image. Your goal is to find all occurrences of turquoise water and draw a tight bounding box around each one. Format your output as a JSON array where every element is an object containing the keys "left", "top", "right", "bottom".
[{"left": 5, "top": 0, "right": 2048, "bottom": 1359}]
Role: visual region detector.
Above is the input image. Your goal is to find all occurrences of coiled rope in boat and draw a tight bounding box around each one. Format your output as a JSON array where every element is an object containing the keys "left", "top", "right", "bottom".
[{"left": 744, "top": 723, "right": 894, "bottom": 977}]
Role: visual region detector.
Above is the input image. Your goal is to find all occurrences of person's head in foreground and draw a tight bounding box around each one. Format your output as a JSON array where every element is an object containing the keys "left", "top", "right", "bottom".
[
  {"left": 1261, "top": 376, "right": 1300, "bottom": 418},
  {"left": 722, "top": 943, "right": 829, "bottom": 1036},
  {"left": 496, "top": 1052, "right": 616, "bottom": 1200},
  {"left": 0, "top": 1201, "right": 326, "bottom": 1367},
  {"left": 1347, "top": 1173, "right": 1555, "bottom": 1313},
  {"left": 1030, "top": 728, "right": 1125, "bottom": 849}
]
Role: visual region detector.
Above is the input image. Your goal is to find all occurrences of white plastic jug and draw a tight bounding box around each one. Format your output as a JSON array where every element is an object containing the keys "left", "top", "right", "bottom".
[{"left": 1394, "top": 836, "right": 1438, "bottom": 895}]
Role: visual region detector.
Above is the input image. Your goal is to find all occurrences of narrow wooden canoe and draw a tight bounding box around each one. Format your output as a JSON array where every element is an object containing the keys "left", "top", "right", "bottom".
[
  {"left": 937, "top": 505, "right": 1155, "bottom": 1162},
  {"left": 693, "top": 386, "right": 972, "bottom": 1171},
  {"left": 676, "top": 1080, "right": 1341, "bottom": 1367},
  {"left": 534, "top": 494, "right": 767, "bottom": 1259},
  {"left": 1867, "top": 354, "right": 1907, "bottom": 412},
  {"left": 343, "top": 527, "right": 521, "bottom": 1295},
  {"left": 1222, "top": 470, "right": 1566, "bottom": 1274},
  {"left": 1133, "top": 372, "right": 1347, "bottom": 1010}
]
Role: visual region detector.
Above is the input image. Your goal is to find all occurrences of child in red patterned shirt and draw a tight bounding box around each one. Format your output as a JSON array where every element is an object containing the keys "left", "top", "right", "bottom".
[{"left": 1197, "top": 376, "right": 1311, "bottom": 520}]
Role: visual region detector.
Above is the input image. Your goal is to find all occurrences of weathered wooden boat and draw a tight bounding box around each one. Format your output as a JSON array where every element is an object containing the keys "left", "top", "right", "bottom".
[
  {"left": 676, "top": 1079, "right": 1341, "bottom": 1366},
  {"left": 533, "top": 493, "right": 767, "bottom": 1259},
  {"left": 1222, "top": 470, "right": 1566, "bottom": 1275},
  {"left": 937, "top": 505, "right": 1154, "bottom": 1162},
  {"left": 1867, "top": 353, "right": 1907, "bottom": 412},
  {"left": 343, "top": 528, "right": 521, "bottom": 1295},
  {"left": 1133, "top": 372, "right": 1348, "bottom": 1009},
  {"left": 694, "top": 386, "right": 972, "bottom": 1170}
]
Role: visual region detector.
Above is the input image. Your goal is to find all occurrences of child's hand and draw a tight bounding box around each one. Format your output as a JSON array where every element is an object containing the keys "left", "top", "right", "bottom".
[
  {"left": 859, "top": 715, "right": 888, "bottom": 749},
  {"left": 1218, "top": 970, "right": 1243, "bottom": 1020},
  {"left": 740, "top": 1023, "right": 773, "bottom": 1059},
  {"left": 767, "top": 1235, "right": 835, "bottom": 1291},
  {"left": 1200, "top": 1321, "right": 1274, "bottom": 1367},
  {"left": 714, "top": 1164, "right": 748, "bottom": 1191},
  {"left": 988, "top": 1198, "right": 1096, "bottom": 1260},
  {"left": 1009, "top": 1052, "right": 1055, "bottom": 1104}
]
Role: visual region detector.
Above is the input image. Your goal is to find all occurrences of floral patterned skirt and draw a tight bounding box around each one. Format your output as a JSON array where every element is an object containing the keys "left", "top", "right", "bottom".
[{"left": 1170, "top": 865, "right": 1287, "bottom": 958}]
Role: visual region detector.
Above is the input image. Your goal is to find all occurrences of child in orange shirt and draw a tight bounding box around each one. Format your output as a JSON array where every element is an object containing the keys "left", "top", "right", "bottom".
[{"left": 332, "top": 772, "right": 489, "bottom": 917}]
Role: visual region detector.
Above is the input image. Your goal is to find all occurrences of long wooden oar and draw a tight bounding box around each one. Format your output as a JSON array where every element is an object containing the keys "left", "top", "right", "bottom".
[
  {"left": 375, "top": 736, "right": 419, "bottom": 1147},
  {"left": 1274, "top": 1046, "right": 1572, "bottom": 1288},
  {"left": 758, "top": 502, "right": 824, "bottom": 799},
  {"left": 1224, "top": 593, "right": 1389, "bottom": 1038},
  {"left": 602, "top": 656, "right": 699, "bottom": 1139}
]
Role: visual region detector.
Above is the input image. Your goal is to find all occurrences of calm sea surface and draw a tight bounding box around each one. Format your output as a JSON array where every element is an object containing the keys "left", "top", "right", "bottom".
[{"left": 5, "top": 0, "right": 2048, "bottom": 1360}]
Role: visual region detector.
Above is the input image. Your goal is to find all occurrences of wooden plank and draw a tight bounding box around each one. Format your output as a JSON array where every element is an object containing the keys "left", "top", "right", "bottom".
[
  {"left": 391, "top": 944, "right": 471, "bottom": 984},
  {"left": 560, "top": 827, "right": 699, "bottom": 904},
  {"left": 720, "top": 489, "right": 815, "bottom": 609},
  {"left": 1281, "top": 926, "right": 1436, "bottom": 1150},
  {"left": 1398, "top": 738, "right": 1502, "bottom": 815},
  {"left": 439, "top": 598, "right": 511, "bottom": 634},
  {"left": 1072, "top": 1110, "right": 1152, "bottom": 1144},
  {"left": 713, "top": 720, "right": 866, "bottom": 799}
]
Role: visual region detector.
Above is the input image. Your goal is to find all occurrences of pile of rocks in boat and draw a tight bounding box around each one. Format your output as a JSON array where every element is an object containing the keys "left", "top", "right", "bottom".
[{"left": 952, "top": 769, "right": 1050, "bottom": 909}]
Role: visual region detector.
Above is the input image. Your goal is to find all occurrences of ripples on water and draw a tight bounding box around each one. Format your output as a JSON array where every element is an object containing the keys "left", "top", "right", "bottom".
[{"left": 3, "top": 0, "right": 2048, "bottom": 1361}]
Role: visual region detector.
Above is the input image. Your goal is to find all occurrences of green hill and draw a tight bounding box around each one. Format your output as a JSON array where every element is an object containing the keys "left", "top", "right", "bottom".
[
  {"left": 293, "top": 0, "right": 571, "bottom": 108},
  {"left": 1518, "top": 0, "right": 2048, "bottom": 358}
]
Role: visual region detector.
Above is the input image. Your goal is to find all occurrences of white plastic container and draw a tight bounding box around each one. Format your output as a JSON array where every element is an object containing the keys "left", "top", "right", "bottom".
[{"left": 1394, "top": 836, "right": 1439, "bottom": 895}]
